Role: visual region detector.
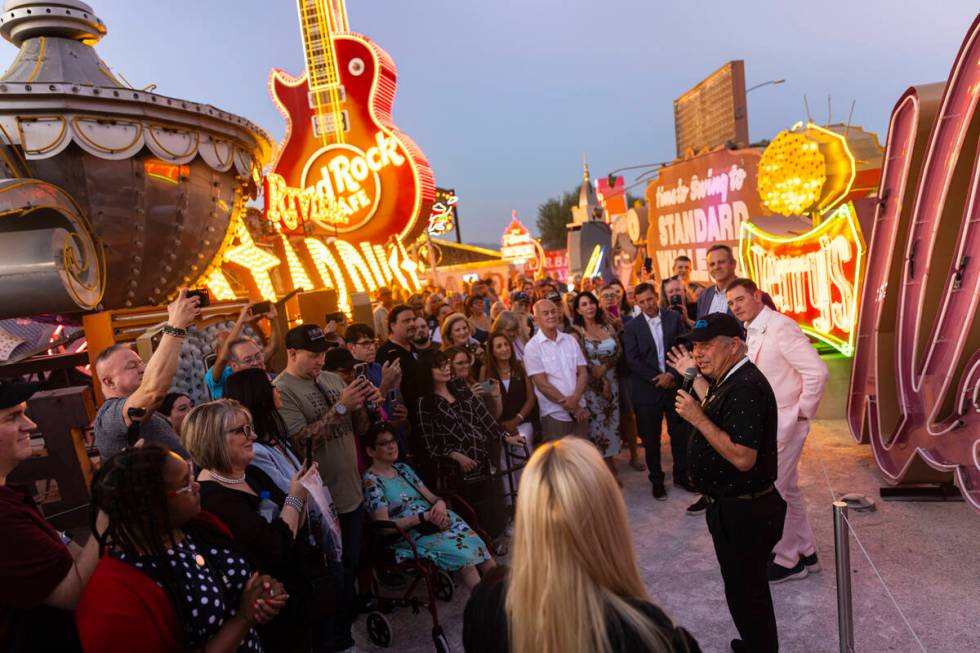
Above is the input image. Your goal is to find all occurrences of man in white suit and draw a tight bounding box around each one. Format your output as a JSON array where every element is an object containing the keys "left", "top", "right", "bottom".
[{"left": 727, "top": 278, "right": 829, "bottom": 583}]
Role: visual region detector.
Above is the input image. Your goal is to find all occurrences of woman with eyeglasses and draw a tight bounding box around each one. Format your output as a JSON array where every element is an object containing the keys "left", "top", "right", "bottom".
[
  {"left": 182, "top": 400, "right": 332, "bottom": 653},
  {"left": 362, "top": 423, "right": 495, "bottom": 590},
  {"left": 222, "top": 369, "right": 344, "bottom": 564},
  {"left": 446, "top": 345, "right": 502, "bottom": 419},
  {"left": 76, "top": 445, "right": 287, "bottom": 653},
  {"left": 414, "top": 350, "right": 523, "bottom": 546}
]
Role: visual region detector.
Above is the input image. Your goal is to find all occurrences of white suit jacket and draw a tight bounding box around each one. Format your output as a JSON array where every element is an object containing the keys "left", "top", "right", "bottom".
[{"left": 745, "top": 306, "right": 828, "bottom": 422}]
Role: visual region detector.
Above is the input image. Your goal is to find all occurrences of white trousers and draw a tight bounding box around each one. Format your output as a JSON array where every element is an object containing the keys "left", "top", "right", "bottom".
[{"left": 772, "top": 416, "right": 816, "bottom": 568}]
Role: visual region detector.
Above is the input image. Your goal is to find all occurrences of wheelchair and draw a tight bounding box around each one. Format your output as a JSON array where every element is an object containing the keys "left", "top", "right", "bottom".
[{"left": 362, "top": 494, "right": 491, "bottom": 652}]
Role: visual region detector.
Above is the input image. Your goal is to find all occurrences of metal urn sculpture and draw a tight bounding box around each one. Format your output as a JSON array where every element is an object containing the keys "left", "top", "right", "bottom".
[{"left": 0, "top": 0, "right": 273, "bottom": 318}]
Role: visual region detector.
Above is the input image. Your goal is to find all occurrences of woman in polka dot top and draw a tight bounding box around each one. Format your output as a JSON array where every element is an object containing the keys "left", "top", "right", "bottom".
[{"left": 76, "top": 446, "right": 288, "bottom": 653}]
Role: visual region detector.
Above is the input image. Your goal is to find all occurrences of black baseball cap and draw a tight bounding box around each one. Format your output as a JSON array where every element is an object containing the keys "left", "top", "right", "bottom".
[
  {"left": 285, "top": 324, "right": 329, "bottom": 352},
  {"left": 0, "top": 381, "right": 40, "bottom": 410},
  {"left": 510, "top": 290, "right": 530, "bottom": 304},
  {"left": 544, "top": 291, "right": 563, "bottom": 303},
  {"left": 323, "top": 347, "right": 358, "bottom": 371},
  {"left": 679, "top": 313, "right": 745, "bottom": 343}
]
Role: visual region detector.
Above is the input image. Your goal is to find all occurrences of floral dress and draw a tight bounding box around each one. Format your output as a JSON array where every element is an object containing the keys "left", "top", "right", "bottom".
[
  {"left": 578, "top": 326, "right": 622, "bottom": 457},
  {"left": 363, "top": 463, "right": 491, "bottom": 571}
]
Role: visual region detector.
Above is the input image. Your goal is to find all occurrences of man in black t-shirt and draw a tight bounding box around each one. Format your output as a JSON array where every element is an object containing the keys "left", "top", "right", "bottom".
[
  {"left": 673, "top": 313, "right": 786, "bottom": 653},
  {"left": 376, "top": 304, "right": 420, "bottom": 410}
]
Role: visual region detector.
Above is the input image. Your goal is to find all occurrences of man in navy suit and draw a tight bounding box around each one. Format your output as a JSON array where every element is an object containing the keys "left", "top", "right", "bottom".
[
  {"left": 696, "top": 244, "right": 776, "bottom": 319},
  {"left": 624, "top": 282, "right": 690, "bottom": 499}
]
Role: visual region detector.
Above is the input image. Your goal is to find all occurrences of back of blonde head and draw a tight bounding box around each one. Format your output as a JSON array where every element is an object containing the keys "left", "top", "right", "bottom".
[{"left": 506, "top": 437, "right": 672, "bottom": 653}]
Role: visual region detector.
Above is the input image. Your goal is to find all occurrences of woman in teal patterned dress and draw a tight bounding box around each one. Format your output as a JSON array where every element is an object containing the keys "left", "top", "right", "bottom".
[{"left": 362, "top": 423, "right": 496, "bottom": 590}]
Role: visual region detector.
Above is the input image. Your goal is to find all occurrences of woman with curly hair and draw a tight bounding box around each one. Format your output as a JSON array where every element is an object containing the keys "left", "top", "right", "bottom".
[{"left": 76, "top": 445, "right": 286, "bottom": 653}]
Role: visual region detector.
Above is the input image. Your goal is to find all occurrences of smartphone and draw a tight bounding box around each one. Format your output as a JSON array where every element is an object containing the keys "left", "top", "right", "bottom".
[
  {"left": 643, "top": 257, "right": 653, "bottom": 273},
  {"left": 481, "top": 379, "right": 494, "bottom": 393},
  {"left": 250, "top": 300, "right": 272, "bottom": 317},
  {"left": 324, "top": 311, "right": 346, "bottom": 325},
  {"left": 353, "top": 362, "right": 369, "bottom": 380},
  {"left": 304, "top": 436, "right": 313, "bottom": 469},
  {"left": 186, "top": 288, "right": 211, "bottom": 307}
]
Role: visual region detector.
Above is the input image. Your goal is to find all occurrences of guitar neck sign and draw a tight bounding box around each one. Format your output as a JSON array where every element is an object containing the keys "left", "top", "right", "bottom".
[{"left": 265, "top": 130, "right": 407, "bottom": 231}]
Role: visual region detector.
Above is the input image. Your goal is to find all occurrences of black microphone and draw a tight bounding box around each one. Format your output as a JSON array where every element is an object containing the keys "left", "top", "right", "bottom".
[{"left": 681, "top": 367, "right": 698, "bottom": 394}]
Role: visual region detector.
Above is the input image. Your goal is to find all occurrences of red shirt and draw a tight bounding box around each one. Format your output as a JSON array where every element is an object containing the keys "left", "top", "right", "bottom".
[
  {"left": 0, "top": 484, "right": 77, "bottom": 652},
  {"left": 75, "top": 512, "right": 235, "bottom": 653}
]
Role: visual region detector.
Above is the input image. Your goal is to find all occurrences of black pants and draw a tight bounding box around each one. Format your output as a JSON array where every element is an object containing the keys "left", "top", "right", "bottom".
[
  {"left": 634, "top": 402, "right": 688, "bottom": 485},
  {"left": 705, "top": 490, "right": 787, "bottom": 653}
]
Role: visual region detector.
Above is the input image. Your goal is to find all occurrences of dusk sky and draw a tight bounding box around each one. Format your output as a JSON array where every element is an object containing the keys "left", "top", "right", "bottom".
[{"left": 8, "top": 1, "right": 976, "bottom": 245}]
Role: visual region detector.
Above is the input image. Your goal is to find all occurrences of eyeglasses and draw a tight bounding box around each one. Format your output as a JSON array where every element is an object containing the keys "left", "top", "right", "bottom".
[
  {"left": 374, "top": 438, "right": 398, "bottom": 448},
  {"left": 228, "top": 423, "right": 256, "bottom": 439},
  {"left": 237, "top": 353, "right": 264, "bottom": 367},
  {"left": 166, "top": 460, "right": 196, "bottom": 498}
]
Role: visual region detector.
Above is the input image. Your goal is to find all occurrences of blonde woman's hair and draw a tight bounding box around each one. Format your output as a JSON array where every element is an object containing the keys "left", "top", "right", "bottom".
[
  {"left": 491, "top": 310, "right": 529, "bottom": 344},
  {"left": 181, "top": 399, "right": 251, "bottom": 472},
  {"left": 506, "top": 437, "right": 674, "bottom": 653},
  {"left": 439, "top": 312, "right": 472, "bottom": 351}
]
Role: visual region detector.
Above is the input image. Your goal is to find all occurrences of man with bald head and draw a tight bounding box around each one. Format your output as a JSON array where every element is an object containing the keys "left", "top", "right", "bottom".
[
  {"left": 93, "top": 290, "right": 199, "bottom": 460},
  {"left": 523, "top": 298, "right": 589, "bottom": 441}
]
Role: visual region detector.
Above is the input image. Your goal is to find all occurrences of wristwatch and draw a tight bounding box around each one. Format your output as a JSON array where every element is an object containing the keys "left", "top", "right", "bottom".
[
  {"left": 334, "top": 403, "right": 348, "bottom": 416},
  {"left": 161, "top": 324, "right": 187, "bottom": 338}
]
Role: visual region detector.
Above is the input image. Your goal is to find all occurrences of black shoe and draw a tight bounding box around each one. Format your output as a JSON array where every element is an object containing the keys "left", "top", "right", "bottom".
[
  {"left": 675, "top": 480, "right": 696, "bottom": 493},
  {"left": 651, "top": 482, "right": 667, "bottom": 500},
  {"left": 730, "top": 639, "right": 748, "bottom": 652},
  {"left": 768, "top": 559, "right": 808, "bottom": 583},
  {"left": 802, "top": 552, "right": 821, "bottom": 572},
  {"left": 686, "top": 496, "right": 708, "bottom": 515}
]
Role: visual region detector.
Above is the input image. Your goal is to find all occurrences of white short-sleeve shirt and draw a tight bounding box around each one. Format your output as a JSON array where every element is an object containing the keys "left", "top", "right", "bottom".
[{"left": 523, "top": 329, "right": 587, "bottom": 421}]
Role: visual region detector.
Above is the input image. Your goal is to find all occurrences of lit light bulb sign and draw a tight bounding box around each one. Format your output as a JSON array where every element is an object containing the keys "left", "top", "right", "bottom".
[
  {"left": 427, "top": 188, "right": 458, "bottom": 236},
  {"left": 501, "top": 212, "right": 537, "bottom": 265},
  {"left": 739, "top": 202, "right": 866, "bottom": 355}
]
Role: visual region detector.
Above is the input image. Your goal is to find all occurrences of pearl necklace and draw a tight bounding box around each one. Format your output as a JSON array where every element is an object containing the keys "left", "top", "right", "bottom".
[{"left": 209, "top": 470, "right": 246, "bottom": 485}]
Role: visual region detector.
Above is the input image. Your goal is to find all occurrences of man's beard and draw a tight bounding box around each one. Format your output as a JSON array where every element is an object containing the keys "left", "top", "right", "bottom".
[{"left": 412, "top": 334, "right": 430, "bottom": 346}]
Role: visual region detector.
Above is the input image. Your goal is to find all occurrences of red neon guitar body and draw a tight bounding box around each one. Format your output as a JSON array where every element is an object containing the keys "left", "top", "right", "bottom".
[{"left": 269, "top": 33, "right": 434, "bottom": 244}]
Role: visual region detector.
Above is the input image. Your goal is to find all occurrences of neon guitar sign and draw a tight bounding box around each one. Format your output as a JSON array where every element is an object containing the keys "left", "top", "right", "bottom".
[{"left": 266, "top": 0, "right": 434, "bottom": 243}]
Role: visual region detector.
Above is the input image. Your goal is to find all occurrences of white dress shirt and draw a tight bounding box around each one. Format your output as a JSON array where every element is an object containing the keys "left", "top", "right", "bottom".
[
  {"left": 708, "top": 286, "right": 729, "bottom": 315},
  {"left": 523, "top": 329, "right": 587, "bottom": 421},
  {"left": 645, "top": 312, "right": 666, "bottom": 373}
]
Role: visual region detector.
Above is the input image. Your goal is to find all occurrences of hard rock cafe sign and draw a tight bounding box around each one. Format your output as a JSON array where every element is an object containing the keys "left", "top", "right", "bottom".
[
  {"left": 206, "top": 0, "right": 435, "bottom": 305},
  {"left": 848, "top": 15, "right": 980, "bottom": 512}
]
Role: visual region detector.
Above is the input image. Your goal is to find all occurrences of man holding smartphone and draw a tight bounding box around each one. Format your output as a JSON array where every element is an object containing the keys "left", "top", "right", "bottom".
[
  {"left": 274, "top": 324, "right": 380, "bottom": 652},
  {"left": 205, "top": 302, "right": 281, "bottom": 399}
]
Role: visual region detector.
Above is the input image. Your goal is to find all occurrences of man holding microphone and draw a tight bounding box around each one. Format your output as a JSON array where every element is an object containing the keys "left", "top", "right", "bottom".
[{"left": 671, "top": 313, "right": 786, "bottom": 653}]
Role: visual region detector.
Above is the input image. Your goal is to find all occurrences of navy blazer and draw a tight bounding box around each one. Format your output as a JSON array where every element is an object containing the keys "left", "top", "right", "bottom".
[
  {"left": 696, "top": 283, "right": 777, "bottom": 319},
  {"left": 623, "top": 309, "right": 686, "bottom": 406}
]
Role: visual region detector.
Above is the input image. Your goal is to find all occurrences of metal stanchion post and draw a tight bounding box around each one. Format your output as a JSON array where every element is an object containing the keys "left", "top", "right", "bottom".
[{"left": 833, "top": 500, "right": 855, "bottom": 653}]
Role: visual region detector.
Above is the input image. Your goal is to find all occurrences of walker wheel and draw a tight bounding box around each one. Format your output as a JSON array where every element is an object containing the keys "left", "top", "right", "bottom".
[
  {"left": 434, "top": 569, "right": 455, "bottom": 602},
  {"left": 366, "top": 611, "right": 392, "bottom": 648},
  {"left": 433, "top": 628, "right": 451, "bottom": 653}
]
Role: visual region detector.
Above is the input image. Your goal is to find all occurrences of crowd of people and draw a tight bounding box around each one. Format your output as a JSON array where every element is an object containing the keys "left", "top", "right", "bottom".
[{"left": 1, "top": 243, "right": 829, "bottom": 653}]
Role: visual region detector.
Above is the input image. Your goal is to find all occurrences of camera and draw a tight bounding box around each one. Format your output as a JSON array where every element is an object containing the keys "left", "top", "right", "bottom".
[
  {"left": 249, "top": 300, "right": 272, "bottom": 317},
  {"left": 186, "top": 288, "right": 210, "bottom": 307},
  {"left": 669, "top": 294, "right": 683, "bottom": 307}
]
